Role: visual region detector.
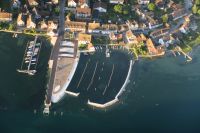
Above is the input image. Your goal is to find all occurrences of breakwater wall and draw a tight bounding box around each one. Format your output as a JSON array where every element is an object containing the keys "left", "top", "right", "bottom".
[{"left": 87, "top": 60, "right": 134, "bottom": 108}]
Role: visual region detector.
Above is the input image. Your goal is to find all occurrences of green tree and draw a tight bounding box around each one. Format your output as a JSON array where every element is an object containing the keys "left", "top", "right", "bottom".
[
  {"left": 148, "top": 3, "right": 156, "bottom": 11},
  {"left": 195, "top": 0, "right": 200, "bottom": 5},
  {"left": 54, "top": 7, "right": 60, "bottom": 15},
  {"left": 198, "top": 9, "right": 200, "bottom": 15},
  {"left": 162, "top": 14, "right": 168, "bottom": 23},
  {"left": 114, "top": 4, "right": 123, "bottom": 13},
  {"left": 123, "top": 10, "right": 129, "bottom": 15},
  {"left": 192, "top": 4, "right": 198, "bottom": 14}
]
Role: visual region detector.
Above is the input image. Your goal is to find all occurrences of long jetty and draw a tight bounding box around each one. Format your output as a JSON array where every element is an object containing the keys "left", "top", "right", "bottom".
[{"left": 43, "top": 0, "right": 66, "bottom": 115}]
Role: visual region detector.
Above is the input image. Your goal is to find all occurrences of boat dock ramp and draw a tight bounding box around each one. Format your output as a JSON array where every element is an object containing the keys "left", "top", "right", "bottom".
[{"left": 17, "top": 36, "right": 42, "bottom": 75}]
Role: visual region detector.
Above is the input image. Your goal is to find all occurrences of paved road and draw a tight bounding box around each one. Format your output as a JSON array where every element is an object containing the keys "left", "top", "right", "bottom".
[{"left": 46, "top": 0, "right": 66, "bottom": 104}]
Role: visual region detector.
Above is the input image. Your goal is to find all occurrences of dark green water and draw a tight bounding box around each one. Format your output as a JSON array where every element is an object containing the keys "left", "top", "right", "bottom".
[{"left": 1, "top": 32, "right": 200, "bottom": 133}]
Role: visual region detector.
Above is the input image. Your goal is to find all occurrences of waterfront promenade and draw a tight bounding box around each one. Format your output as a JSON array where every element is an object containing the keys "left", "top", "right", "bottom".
[{"left": 44, "top": 0, "right": 66, "bottom": 114}]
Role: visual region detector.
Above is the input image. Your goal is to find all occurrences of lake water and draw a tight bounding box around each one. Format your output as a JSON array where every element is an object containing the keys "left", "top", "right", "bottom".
[{"left": 0, "top": 32, "right": 200, "bottom": 133}]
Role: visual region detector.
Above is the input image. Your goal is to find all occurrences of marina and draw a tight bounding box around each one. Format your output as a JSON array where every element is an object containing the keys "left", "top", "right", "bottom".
[
  {"left": 66, "top": 46, "right": 133, "bottom": 107},
  {"left": 17, "top": 36, "right": 42, "bottom": 75}
]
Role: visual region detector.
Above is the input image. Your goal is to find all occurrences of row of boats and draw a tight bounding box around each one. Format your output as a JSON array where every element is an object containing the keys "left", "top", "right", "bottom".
[
  {"left": 17, "top": 36, "right": 42, "bottom": 75},
  {"left": 24, "top": 42, "right": 40, "bottom": 64}
]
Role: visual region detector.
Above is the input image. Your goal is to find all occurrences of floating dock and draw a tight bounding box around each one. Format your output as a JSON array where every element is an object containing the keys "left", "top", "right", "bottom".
[{"left": 17, "top": 36, "right": 42, "bottom": 75}]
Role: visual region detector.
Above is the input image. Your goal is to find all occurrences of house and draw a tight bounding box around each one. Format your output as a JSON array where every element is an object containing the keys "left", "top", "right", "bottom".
[
  {"left": 158, "top": 35, "right": 175, "bottom": 47},
  {"left": 17, "top": 13, "right": 25, "bottom": 26},
  {"left": 118, "top": 24, "right": 129, "bottom": 32},
  {"left": 101, "top": 24, "right": 118, "bottom": 34},
  {"left": 75, "top": 7, "right": 91, "bottom": 20},
  {"left": 12, "top": 0, "right": 21, "bottom": 8},
  {"left": 146, "top": 38, "right": 158, "bottom": 55},
  {"left": 137, "top": 0, "right": 150, "bottom": 5},
  {"left": 109, "top": 32, "right": 123, "bottom": 42},
  {"left": 124, "top": 30, "right": 138, "bottom": 44},
  {"left": 0, "top": 10, "right": 12, "bottom": 22},
  {"left": 93, "top": 1, "right": 107, "bottom": 13},
  {"left": 26, "top": 15, "right": 36, "bottom": 29},
  {"left": 137, "top": 34, "right": 147, "bottom": 42},
  {"left": 87, "top": 43, "right": 95, "bottom": 51},
  {"left": 52, "top": 0, "right": 58, "bottom": 4},
  {"left": 109, "top": 32, "right": 117, "bottom": 41},
  {"left": 68, "top": 0, "right": 77, "bottom": 7},
  {"left": 48, "top": 21, "right": 58, "bottom": 31},
  {"left": 65, "top": 21, "right": 87, "bottom": 32},
  {"left": 147, "top": 18, "right": 162, "bottom": 29},
  {"left": 179, "top": 21, "right": 189, "bottom": 34},
  {"left": 109, "top": 0, "right": 124, "bottom": 4},
  {"left": 155, "top": 0, "right": 165, "bottom": 10},
  {"left": 39, "top": 20, "right": 48, "bottom": 30},
  {"left": 78, "top": 33, "right": 91, "bottom": 45},
  {"left": 27, "top": 0, "right": 38, "bottom": 6},
  {"left": 126, "top": 20, "right": 139, "bottom": 30},
  {"left": 68, "top": 0, "right": 89, "bottom": 8},
  {"left": 88, "top": 22, "right": 101, "bottom": 33},
  {"left": 171, "top": 9, "right": 187, "bottom": 20},
  {"left": 150, "top": 28, "right": 169, "bottom": 38}
]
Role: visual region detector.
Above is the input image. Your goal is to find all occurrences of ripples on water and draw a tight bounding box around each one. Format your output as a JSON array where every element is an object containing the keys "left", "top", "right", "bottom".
[{"left": 1, "top": 32, "right": 200, "bottom": 132}]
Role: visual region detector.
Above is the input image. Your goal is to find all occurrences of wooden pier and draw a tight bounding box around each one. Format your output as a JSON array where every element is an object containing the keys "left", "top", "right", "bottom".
[{"left": 17, "top": 36, "right": 42, "bottom": 75}]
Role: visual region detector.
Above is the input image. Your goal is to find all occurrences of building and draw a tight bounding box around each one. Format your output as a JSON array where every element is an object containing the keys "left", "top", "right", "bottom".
[
  {"left": 65, "top": 21, "right": 87, "bottom": 32},
  {"left": 78, "top": 33, "right": 91, "bottom": 45},
  {"left": 26, "top": 15, "right": 36, "bottom": 29},
  {"left": 146, "top": 38, "right": 158, "bottom": 55},
  {"left": 137, "top": 0, "right": 150, "bottom": 5},
  {"left": 17, "top": 13, "right": 24, "bottom": 26},
  {"left": 93, "top": 1, "right": 107, "bottom": 13},
  {"left": 172, "top": 9, "right": 187, "bottom": 20},
  {"left": 126, "top": 20, "right": 139, "bottom": 30},
  {"left": 88, "top": 22, "right": 101, "bottom": 33},
  {"left": 109, "top": 32, "right": 123, "bottom": 42},
  {"left": 27, "top": 0, "right": 38, "bottom": 6},
  {"left": 52, "top": 0, "right": 58, "bottom": 4},
  {"left": 68, "top": 0, "right": 89, "bottom": 8},
  {"left": 75, "top": 7, "right": 91, "bottom": 20},
  {"left": 118, "top": 24, "right": 129, "bottom": 32},
  {"left": 12, "top": 0, "right": 21, "bottom": 8},
  {"left": 68, "top": 0, "right": 77, "bottom": 7},
  {"left": 101, "top": 24, "right": 118, "bottom": 34},
  {"left": 48, "top": 21, "right": 58, "bottom": 31},
  {"left": 0, "top": 11, "right": 12, "bottom": 22},
  {"left": 109, "top": 0, "right": 124, "bottom": 4},
  {"left": 150, "top": 28, "right": 169, "bottom": 38},
  {"left": 40, "top": 20, "right": 48, "bottom": 30},
  {"left": 124, "top": 30, "right": 138, "bottom": 44},
  {"left": 137, "top": 34, "right": 147, "bottom": 42}
]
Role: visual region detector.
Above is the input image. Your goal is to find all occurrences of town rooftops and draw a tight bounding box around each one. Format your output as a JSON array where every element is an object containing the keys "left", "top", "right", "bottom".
[
  {"left": 125, "top": 30, "right": 136, "bottom": 38},
  {"left": 109, "top": 0, "right": 124, "bottom": 4},
  {"left": 137, "top": 34, "right": 147, "bottom": 42},
  {"left": 76, "top": 7, "right": 91, "bottom": 14},
  {"left": 93, "top": 1, "right": 107, "bottom": 9},
  {"left": 78, "top": 33, "right": 91, "bottom": 42},
  {"left": 0, "top": 11, "right": 12, "bottom": 21},
  {"left": 146, "top": 38, "right": 158, "bottom": 54},
  {"left": 101, "top": 24, "right": 118, "bottom": 30},
  {"left": 172, "top": 8, "right": 187, "bottom": 20},
  {"left": 150, "top": 27, "right": 170, "bottom": 38},
  {"left": 65, "top": 21, "right": 87, "bottom": 28},
  {"left": 88, "top": 22, "right": 100, "bottom": 30},
  {"left": 27, "top": 0, "right": 38, "bottom": 6}
]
